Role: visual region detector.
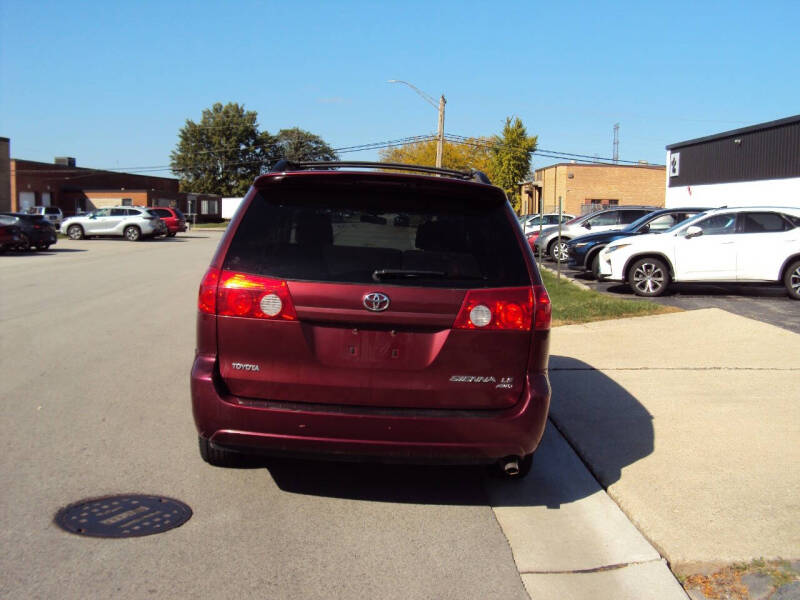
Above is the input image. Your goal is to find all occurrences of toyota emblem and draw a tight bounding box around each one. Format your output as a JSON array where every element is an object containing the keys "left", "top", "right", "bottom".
[{"left": 363, "top": 292, "right": 390, "bottom": 312}]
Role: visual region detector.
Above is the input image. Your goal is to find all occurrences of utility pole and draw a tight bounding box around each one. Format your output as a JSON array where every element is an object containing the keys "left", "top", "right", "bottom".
[
  {"left": 613, "top": 123, "right": 620, "bottom": 164},
  {"left": 436, "top": 94, "right": 446, "bottom": 168},
  {"left": 388, "top": 80, "right": 446, "bottom": 168}
]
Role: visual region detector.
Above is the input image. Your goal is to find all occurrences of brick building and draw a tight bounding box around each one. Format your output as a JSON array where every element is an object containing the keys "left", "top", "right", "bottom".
[
  {"left": 519, "top": 163, "right": 666, "bottom": 216},
  {"left": 4, "top": 152, "right": 222, "bottom": 221},
  {"left": 0, "top": 138, "right": 11, "bottom": 211}
]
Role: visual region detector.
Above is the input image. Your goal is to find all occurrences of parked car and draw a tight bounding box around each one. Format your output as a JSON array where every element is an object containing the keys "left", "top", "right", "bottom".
[
  {"left": 0, "top": 215, "right": 23, "bottom": 252},
  {"left": 191, "top": 160, "right": 553, "bottom": 478},
  {"left": 0, "top": 212, "right": 58, "bottom": 250},
  {"left": 534, "top": 206, "right": 657, "bottom": 262},
  {"left": 520, "top": 213, "right": 575, "bottom": 235},
  {"left": 597, "top": 207, "right": 800, "bottom": 299},
  {"left": 146, "top": 207, "right": 187, "bottom": 237},
  {"left": 27, "top": 206, "right": 64, "bottom": 229},
  {"left": 61, "top": 206, "right": 166, "bottom": 241},
  {"left": 567, "top": 207, "right": 709, "bottom": 278}
]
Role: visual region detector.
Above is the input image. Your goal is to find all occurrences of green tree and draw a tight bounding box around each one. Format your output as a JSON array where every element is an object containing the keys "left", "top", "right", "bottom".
[
  {"left": 379, "top": 137, "right": 495, "bottom": 177},
  {"left": 170, "top": 102, "right": 277, "bottom": 196},
  {"left": 490, "top": 117, "right": 538, "bottom": 210},
  {"left": 275, "top": 128, "right": 339, "bottom": 162}
]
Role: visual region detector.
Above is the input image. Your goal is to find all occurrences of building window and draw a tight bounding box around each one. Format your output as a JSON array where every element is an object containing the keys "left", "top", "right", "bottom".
[
  {"left": 121, "top": 198, "right": 133, "bottom": 206},
  {"left": 201, "top": 199, "right": 218, "bottom": 214}
]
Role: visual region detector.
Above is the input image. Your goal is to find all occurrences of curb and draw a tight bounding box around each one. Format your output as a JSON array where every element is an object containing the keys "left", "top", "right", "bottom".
[{"left": 538, "top": 262, "right": 592, "bottom": 291}]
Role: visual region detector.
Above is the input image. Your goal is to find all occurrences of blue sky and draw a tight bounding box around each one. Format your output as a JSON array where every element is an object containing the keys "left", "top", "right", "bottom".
[{"left": 1, "top": 0, "right": 798, "bottom": 175}]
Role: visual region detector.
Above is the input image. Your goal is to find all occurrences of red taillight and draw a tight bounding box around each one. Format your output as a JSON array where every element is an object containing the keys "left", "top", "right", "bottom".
[
  {"left": 453, "top": 287, "right": 533, "bottom": 331},
  {"left": 452, "top": 286, "right": 551, "bottom": 332},
  {"left": 198, "top": 268, "right": 220, "bottom": 314},
  {"left": 198, "top": 269, "right": 297, "bottom": 320},
  {"left": 532, "top": 285, "right": 551, "bottom": 331}
]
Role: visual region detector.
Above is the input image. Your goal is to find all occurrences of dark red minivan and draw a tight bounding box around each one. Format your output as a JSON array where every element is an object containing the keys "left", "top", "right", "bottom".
[{"left": 191, "top": 162, "right": 551, "bottom": 477}]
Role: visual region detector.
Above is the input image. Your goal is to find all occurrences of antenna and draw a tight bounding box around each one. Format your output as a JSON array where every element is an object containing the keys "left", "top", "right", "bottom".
[{"left": 613, "top": 123, "right": 620, "bottom": 164}]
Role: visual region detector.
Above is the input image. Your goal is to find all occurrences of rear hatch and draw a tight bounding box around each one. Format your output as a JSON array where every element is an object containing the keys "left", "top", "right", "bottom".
[{"left": 211, "top": 173, "right": 542, "bottom": 410}]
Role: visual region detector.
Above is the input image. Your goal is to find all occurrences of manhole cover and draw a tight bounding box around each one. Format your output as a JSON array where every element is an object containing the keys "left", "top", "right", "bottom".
[{"left": 54, "top": 494, "right": 192, "bottom": 538}]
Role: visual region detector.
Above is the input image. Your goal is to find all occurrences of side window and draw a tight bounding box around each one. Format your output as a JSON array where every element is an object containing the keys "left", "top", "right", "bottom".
[
  {"left": 647, "top": 214, "right": 679, "bottom": 232},
  {"left": 95, "top": 209, "right": 111, "bottom": 217},
  {"left": 783, "top": 213, "right": 800, "bottom": 228},
  {"left": 695, "top": 213, "right": 736, "bottom": 235},
  {"left": 127, "top": 209, "right": 141, "bottom": 216},
  {"left": 619, "top": 210, "right": 649, "bottom": 224},
  {"left": 110, "top": 208, "right": 126, "bottom": 216},
  {"left": 741, "top": 212, "right": 790, "bottom": 233},
  {"left": 587, "top": 212, "right": 618, "bottom": 226}
]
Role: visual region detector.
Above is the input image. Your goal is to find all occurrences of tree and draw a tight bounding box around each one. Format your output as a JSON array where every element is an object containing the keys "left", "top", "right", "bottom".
[
  {"left": 379, "top": 137, "right": 495, "bottom": 177},
  {"left": 170, "top": 102, "right": 277, "bottom": 196},
  {"left": 489, "top": 117, "right": 538, "bottom": 210},
  {"left": 274, "top": 128, "right": 338, "bottom": 162}
]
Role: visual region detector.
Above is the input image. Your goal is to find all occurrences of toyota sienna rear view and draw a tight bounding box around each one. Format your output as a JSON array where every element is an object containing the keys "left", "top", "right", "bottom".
[{"left": 190, "top": 161, "right": 552, "bottom": 478}]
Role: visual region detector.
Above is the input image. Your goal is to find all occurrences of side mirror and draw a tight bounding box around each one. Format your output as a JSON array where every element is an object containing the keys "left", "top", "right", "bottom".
[
  {"left": 583, "top": 222, "right": 592, "bottom": 230},
  {"left": 640, "top": 224, "right": 650, "bottom": 234},
  {"left": 684, "top": 225, "right": 703, "bottom": 239}
]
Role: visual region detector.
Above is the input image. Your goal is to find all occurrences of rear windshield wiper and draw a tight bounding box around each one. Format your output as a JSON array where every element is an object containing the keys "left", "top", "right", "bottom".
[
  {"left": 372, "top": 269, "right": 487, "bottom": 282},
  {"left": 372, "top": 269, "right": 446, "bottom": 281}
]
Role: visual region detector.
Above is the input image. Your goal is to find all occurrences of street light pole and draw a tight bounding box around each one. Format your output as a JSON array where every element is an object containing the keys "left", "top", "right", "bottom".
[{"left": 388, "top": 80, "right": 446, "bottom": 168}]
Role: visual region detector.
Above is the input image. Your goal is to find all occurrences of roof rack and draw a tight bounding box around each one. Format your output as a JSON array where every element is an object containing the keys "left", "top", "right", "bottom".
[{"left": 269, "top": 160, "right": 492, "bottom": 184}]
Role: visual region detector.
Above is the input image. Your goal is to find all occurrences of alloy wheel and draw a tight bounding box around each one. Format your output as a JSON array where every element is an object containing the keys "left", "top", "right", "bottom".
[
  {"left": 551, "top": 241, "right": 568, "bottom": 262},
  {"left": 632, "top": 261, "right": 665, "bottom": 295}
]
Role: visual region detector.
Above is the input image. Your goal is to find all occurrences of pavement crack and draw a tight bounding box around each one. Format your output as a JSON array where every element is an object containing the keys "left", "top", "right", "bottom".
[{"left": 521, "top": 559, "right": 663, "bottom": 575}]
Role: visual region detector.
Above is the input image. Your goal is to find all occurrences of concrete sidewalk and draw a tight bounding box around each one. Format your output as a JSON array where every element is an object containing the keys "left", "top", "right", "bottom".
[{"left": 548, "top": 308, "right": 800, "bottom": 573}]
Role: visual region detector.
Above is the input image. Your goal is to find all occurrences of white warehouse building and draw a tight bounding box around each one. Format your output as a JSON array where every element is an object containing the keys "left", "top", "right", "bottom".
[{"left": 665, "top": 114, "right": 800, "bottom": 208}]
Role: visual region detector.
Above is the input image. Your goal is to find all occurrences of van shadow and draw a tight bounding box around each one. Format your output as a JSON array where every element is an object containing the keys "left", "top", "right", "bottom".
[
  {"left": 547, "top": 355, "right": 654, "bottom": 489},
  {"left": 262, "top": 355, "right": 654, "bottom": 507}
]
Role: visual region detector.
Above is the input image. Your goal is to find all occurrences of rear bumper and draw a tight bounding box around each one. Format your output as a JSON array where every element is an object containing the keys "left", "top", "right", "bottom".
[{"left": 191, "top": 354, "right": 551, "bottom": 463}]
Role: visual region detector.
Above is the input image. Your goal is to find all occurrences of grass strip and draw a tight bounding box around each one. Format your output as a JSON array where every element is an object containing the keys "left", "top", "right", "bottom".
[{"left": 541, "top": 269, "right": 680, "bottom": 327}]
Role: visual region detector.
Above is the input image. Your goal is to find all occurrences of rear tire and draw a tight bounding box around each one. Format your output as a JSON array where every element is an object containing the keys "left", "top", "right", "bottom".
[
  {"left": 629, "top": 257, "right": 670, "bottom": 297},
  {"left": 784, "top": 259, "right": 800, "bottom": 300},
  {"left": 549, "top": 239, "right": 569, "bottom": 263},
  {"left": 198, "top": 436, "right": 247, "bottom": 467},
  {"left": 124, "top": 226, "right": 141, "bottom": 241},
  {"left": 17, "top": 233, "right": 31, "bottom": 251},
  {"left": 36, "top": 244, "right": 50, "bottom": 250},
  {"left": 168, "top": 232, "right": 177, "bottom": 237},
  {"left": 67, "top": 225, "right": 84, "bottom": 240}
]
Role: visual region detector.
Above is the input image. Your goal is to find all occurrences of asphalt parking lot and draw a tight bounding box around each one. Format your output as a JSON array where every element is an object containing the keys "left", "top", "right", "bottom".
[
  {"left": 0, "top": 233, "right": 686, "bottom": 600},
  {"left": 544, "top": 261, "right": 800, "bottom": 334}
]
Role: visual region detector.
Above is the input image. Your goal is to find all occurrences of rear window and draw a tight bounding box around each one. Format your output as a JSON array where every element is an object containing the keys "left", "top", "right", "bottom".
[
  {"left": 223, "top": 186, "right": 530, "bottom": 288},
  {"left": 45, "top": 207, "right": 60, "bottom": 214}
]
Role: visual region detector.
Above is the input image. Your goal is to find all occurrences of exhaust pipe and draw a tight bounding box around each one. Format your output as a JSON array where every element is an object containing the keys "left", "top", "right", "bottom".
[{"left": 502, "top": 457, "right": 520, "bottom": 476}]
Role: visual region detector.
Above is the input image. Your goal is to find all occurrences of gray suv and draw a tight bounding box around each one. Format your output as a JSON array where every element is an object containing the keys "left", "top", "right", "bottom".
[
  {"left": 533, "top": 206, "right": 657, "bottom": 262},
  {"left": 61, "top": 206, "right": 167, "bottom": 241}
]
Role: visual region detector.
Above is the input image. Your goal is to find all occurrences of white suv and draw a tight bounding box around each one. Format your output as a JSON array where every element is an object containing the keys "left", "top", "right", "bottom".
[
  {"left": 598, "top": 206, "right": 800, "bottom": 299},
  {"left": 61, "top": 206, "right": 167, "bottom": 241}
]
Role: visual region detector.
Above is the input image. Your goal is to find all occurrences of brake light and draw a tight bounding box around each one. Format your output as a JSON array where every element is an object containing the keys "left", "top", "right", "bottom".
[
  {"left": 453, "top": 286, "right": 551, "bottom": 331},
  {"left": 532, "top": 285, "right": 551, "bottom": 331},
  {"left": 453, "top": 287, "right": 533, "bottom": 331},
  {"left": 197, "top": 268, "right": 297, "bottom": 320}
]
